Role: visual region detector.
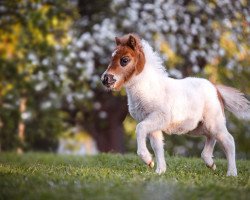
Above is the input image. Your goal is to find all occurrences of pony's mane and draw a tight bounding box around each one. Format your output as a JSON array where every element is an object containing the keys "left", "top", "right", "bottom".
[{"left": 141, "top": 40, "right": 167, "bottom": 74}]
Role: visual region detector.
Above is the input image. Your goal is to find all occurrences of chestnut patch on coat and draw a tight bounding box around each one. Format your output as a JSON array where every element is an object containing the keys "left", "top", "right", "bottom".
[
  {"left": 216, "top": 88, "right": 225, "bottom": 115},
  {"left": 212, "top": 84, "right": 225, "bottom": 115},
  {"left": 106, "top": 33, "right": 146, "bottom": 90}
]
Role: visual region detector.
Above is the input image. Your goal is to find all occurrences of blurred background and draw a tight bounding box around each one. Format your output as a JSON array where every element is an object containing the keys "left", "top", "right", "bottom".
[{"left": 0, "top": 0, "right": 249, "bottom": 158}]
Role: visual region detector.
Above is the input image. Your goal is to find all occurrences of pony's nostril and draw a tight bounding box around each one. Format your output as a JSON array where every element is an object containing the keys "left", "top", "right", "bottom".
[
  {"left": 101, "top": 74, "right": 108, "bottom": 84},
  {"left": 104, "top": 75, "right": 109, "bottom": 82}
]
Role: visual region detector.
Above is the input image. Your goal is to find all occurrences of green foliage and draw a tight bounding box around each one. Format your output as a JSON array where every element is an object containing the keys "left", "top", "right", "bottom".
[
  {"left": 25, "top": 109, "right": 63, "bottom": 151},
  {"left": 0, "top": 153, "right": 250, "bottom": 200},
  {"left": 0, "top": 107, "right": 19, "bottom": 150},
  {"left": 0, "top": 0, "right": 78, "bottom": 151}
]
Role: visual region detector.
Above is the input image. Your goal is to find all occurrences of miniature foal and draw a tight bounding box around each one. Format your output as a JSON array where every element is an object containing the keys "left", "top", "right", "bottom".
[{"left": 101, "top": 33, "right": 250, "bottom": 176}]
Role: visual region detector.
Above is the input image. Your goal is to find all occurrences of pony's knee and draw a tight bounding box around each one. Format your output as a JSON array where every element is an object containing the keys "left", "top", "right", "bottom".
[{"left": 135, "top": 123, "right": 143, "bottom": 134}]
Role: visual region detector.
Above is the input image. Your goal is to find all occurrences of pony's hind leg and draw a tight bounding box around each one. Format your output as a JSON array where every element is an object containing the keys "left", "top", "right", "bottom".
[
  {"left": 215, "top": 129, "right": 237, "bottom": 176},
  {"left": 190, "top": 122, "right": 217, "bottom": 170},
  {"left": 203, "top": 88, "right": 237, "bottom": 176},
  {"left": 201, "top": 136, "right": 216, "bottom": 170},
  {"left": 205, "top": 116, "right": 237, "bottom": 176}
]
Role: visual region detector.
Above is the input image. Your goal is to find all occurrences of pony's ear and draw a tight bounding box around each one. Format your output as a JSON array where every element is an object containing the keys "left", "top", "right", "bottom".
[
  {"left": 127, "top": 35, "right": 137, "bottom": 50},
  {"left": 115, "top": 37, "right": 121, "bottom": 46},
  {"left": 135, "top": 51, "right": 145, "bottom": 75}
]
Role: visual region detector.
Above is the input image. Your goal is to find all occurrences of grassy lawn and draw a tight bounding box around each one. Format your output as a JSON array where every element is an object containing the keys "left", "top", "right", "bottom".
[{"left": 0, "top": 153, "right": 249, "bottom": 200}]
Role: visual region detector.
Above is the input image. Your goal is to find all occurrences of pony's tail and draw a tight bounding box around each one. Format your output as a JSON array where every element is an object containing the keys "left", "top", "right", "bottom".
[{"left": 216, "top": 85, "right": 250, "bottom": 119}]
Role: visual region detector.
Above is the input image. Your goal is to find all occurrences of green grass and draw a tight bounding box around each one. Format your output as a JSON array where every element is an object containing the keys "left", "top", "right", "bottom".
[{"left": 0, "top": 153, "right": 249, "bottom": 200}]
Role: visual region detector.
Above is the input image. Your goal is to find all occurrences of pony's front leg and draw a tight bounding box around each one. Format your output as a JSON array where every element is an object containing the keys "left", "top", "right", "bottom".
[
  {"left": 136, "top": 112, "right": 168, "bottom": 170},
  {"left": 149, "top": 131, "right": 166, "bottom": 174},
  {"left": 136, "top": 122, "right": 153, "bottom": 167}
]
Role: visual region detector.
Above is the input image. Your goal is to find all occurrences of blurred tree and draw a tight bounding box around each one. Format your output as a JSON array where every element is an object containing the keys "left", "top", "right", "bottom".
[
  {"left": 0, "top": 0, "right": 78, "bottom": 151},
  {"left": 0, "top": 0, "right": 249, "bottom": 157},
  {"left": 57, "top": 0, "right": 128, "bottom": 153}
]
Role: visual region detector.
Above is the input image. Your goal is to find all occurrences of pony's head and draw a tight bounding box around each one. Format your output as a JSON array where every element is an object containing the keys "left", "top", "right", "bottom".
[{"left": 101, "top": 34, "right": 145, "bottom": 90}]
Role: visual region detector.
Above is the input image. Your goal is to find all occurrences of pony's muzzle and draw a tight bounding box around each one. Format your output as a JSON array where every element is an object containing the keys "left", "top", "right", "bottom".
[{"left": 101, "top": 73, "right": 116, "bottom": 87}]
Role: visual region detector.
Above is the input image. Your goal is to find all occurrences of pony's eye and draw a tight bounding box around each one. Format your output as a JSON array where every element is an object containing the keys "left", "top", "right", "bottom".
[{"left": 120, "top": 57, "right": 130, "bottom": 67}]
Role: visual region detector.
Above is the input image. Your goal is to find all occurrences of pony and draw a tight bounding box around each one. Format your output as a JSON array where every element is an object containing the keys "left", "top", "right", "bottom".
[{"left": 101, "top": 33, "right": 250, "bottom": 176}]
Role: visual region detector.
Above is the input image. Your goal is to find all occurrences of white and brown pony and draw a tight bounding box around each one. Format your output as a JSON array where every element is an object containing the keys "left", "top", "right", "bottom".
[{"left": 101, "top": 33, "right": 250, "bottom": 176}]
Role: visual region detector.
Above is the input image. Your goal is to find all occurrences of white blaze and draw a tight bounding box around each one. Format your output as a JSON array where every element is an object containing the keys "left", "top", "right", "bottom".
[{"left": 112, "top": 50, "right": 118, "bottom": 57}]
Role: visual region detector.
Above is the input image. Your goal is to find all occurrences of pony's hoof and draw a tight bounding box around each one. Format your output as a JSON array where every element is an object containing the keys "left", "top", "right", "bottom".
[
  {"left": 227, "top": 170, "right": 237, "bottom": 177},
  {"left": 148, "top": 160, "right": 154, "bottom": 168},
  {"left": 206, "top": 163, "right": 216, "bottom": 170},
  {"left": 155, "top": 166, "right": 166, "bottom": 174}
]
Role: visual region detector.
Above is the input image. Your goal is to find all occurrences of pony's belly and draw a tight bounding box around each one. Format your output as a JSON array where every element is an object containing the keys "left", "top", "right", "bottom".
[
  {"left": 164, "top": 122, "right": 187, "bottom": 135},
  {"left": 164, "top": 119, "right": 200, "bottom": 135}
]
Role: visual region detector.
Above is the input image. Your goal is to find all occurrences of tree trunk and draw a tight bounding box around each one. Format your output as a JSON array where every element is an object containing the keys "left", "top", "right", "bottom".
[
  {"left": 75, "top": 0, "right": 128, "bottom": 153},
  {"left": 85, "top": 92, "right": 128, "bottom": 153},
  {"left": 17, "top": 96, "right": 27, "bottom": 154}
]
